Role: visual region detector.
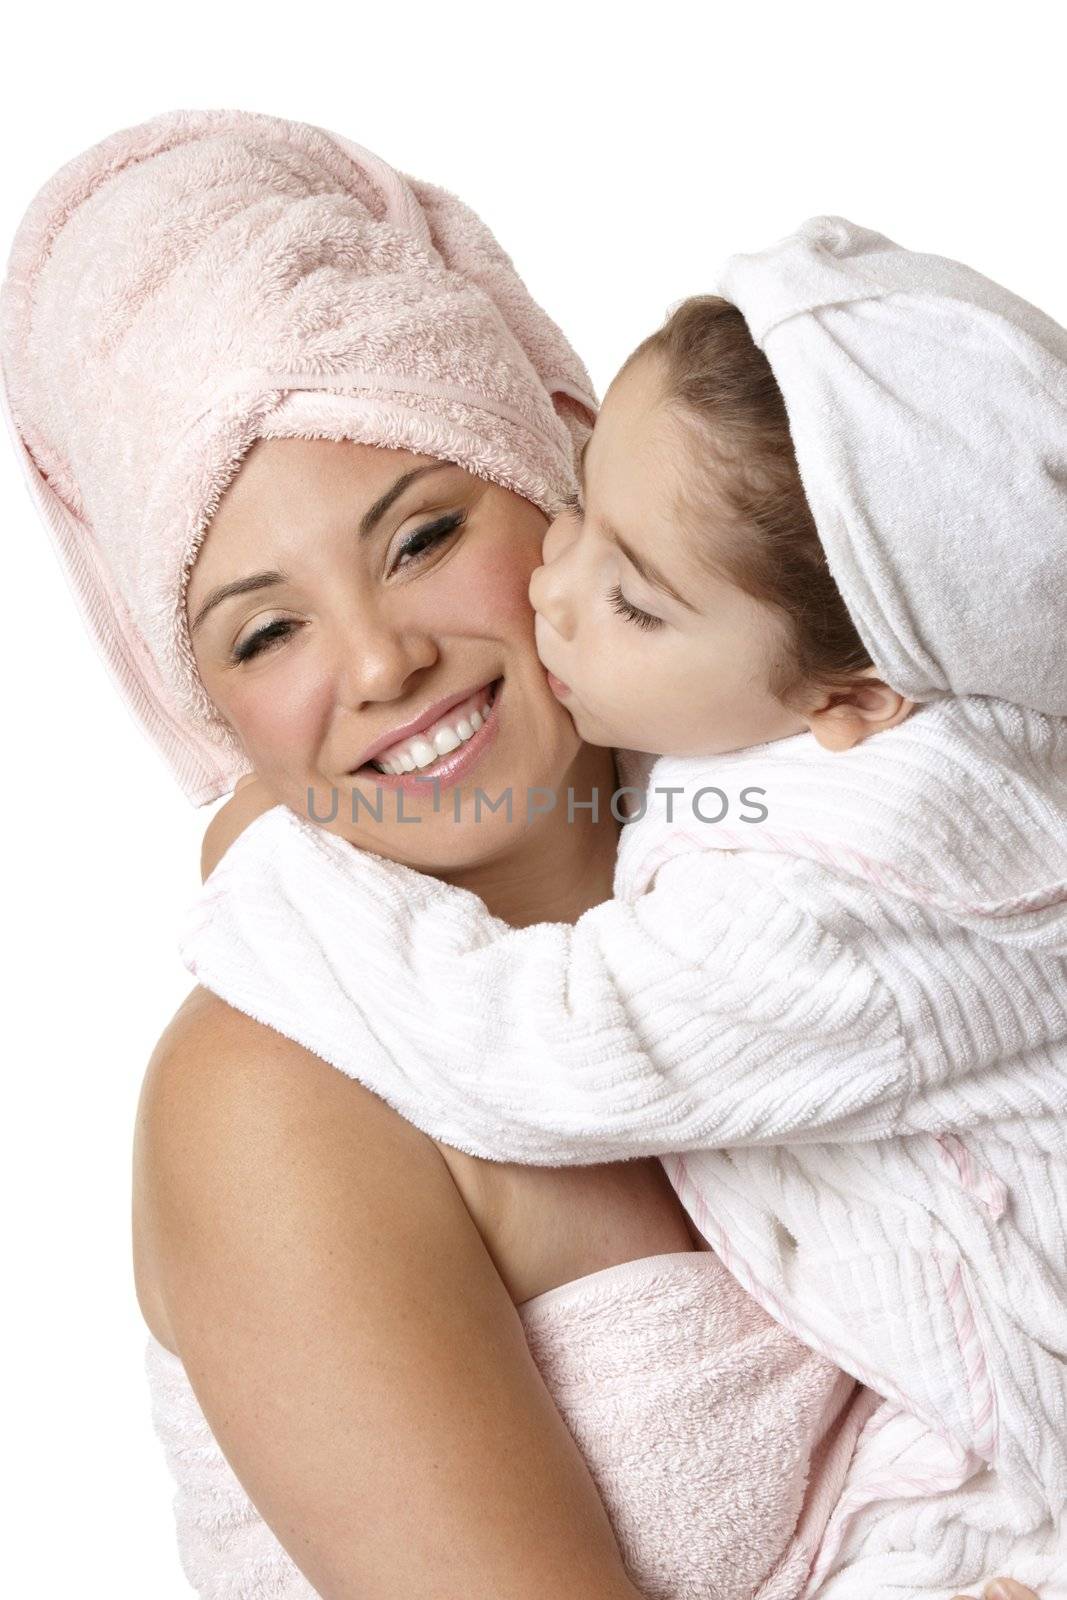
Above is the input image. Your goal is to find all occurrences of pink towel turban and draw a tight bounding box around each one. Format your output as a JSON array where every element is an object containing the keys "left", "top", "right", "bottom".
[{"left": 0, "top": 110, "right": 596, "bottom": 804}]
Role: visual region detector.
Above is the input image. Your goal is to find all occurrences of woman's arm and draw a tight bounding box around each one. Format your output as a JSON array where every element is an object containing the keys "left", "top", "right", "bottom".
[{"left": 135, "top": 987, "right": 645, "bottom": 1600}]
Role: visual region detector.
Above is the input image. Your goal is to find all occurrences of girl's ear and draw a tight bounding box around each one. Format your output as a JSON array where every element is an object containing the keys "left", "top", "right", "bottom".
[{"left": 801, "top": 670, "right": 916, "bottom": 752}]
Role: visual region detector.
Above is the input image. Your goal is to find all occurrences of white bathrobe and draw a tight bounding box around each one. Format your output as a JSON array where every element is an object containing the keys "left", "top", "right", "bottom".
[
  {"left": 179, "top": 693, "right": 1067, "bottom": 1596},
  {"left": 180, "top": 218, "right": 1067, "bottom": 1594}
]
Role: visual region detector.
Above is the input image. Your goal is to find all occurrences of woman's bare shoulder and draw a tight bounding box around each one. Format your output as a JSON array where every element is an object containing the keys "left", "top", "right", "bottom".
[
  {"left": 133, "top": 988, "right": 643, "bottom": 1598},
  {"left": 132, "top": 986, "right": 439, "bottom": 1349},
  {"left": 144, "top": 982, "right": 299, "bottom": 1093},
  {"left": 138, "top": 984, "right": 433, "bottom": 1187},
  {"left": 139, "top": 987, "right": 302, "bottom": 1170}
]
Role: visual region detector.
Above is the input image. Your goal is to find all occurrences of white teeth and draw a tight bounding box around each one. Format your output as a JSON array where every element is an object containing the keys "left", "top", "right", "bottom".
[
  {"left": 408, "top": 737, "right": 437, "bottom": 768},
  {"left": 367, "top": 685, "right": 496, "bottom": 774}
]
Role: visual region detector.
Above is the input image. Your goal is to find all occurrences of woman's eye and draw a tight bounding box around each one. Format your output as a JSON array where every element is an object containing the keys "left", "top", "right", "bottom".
[
  {"left": 607, "top": 583, "right": 663, "bottom": 632},
  {"left": 560, "top": 491, "right": 585, "bottom": 518},
  {"left": 229, "top": 512, "right": 466, "bottom": 663},
  {"left": 391, "top": 510, "right": 466, "bottom": 573},
  {"left": 232, "top": 618, "right": 298, "bottom": 664}
]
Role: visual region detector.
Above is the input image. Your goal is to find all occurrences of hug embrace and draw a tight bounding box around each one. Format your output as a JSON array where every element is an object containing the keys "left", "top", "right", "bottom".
[{"left": 2, "top": 109, "right": 1064, "bottom": 1599}]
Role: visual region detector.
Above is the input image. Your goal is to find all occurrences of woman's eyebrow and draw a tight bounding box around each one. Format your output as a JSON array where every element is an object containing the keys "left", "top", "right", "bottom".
[
  {"left": 358, "top": 462, "right": 456, "bottom": 537},
  {"left": 191, "top": 572, "right": 286, "bottom": 633},
  {"left": 191, "top": 463, "right": 459, "bottom": 633}
]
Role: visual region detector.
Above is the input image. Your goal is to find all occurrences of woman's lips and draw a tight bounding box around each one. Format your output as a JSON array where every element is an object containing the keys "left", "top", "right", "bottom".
[
  {"left": 349, "top": 677, "right": 496, "bottom": 771},
  {"left": 350, "top": 679, "right": 503, "bottom": 795},
  {"left": 544, "top": 668, "right": 572, "bottom": 699}
]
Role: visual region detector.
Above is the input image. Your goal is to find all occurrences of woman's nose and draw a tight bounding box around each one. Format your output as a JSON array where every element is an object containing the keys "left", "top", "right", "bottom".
[
  {"left": 334, "top": 613, "right": 438, "bottom": 709},
  {"left": 529, "top": 511, "right": 580, "bottom": 640}
]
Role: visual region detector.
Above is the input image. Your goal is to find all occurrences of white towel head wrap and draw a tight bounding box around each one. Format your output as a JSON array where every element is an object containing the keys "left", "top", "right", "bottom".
[{"left": 715, "top": 216, "right": 1067, "bottom": 716}]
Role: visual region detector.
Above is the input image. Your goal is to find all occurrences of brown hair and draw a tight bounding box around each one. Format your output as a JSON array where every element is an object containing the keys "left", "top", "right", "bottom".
[{"left": 622, "top": 295, "right": 872, "bottom": 704}]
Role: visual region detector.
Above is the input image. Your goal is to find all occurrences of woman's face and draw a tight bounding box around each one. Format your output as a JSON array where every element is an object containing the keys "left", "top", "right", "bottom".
[{"left": 186, "top": 438, "right": 585, "bottom": 874}]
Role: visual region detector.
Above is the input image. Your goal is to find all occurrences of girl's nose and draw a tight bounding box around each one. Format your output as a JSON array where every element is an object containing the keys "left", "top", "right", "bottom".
[
  {"left": 529, "top": 510, "right": 580, "bottom": 640},
  {"left": 541, "top": 507, "right": 577, "bottom": 566}
]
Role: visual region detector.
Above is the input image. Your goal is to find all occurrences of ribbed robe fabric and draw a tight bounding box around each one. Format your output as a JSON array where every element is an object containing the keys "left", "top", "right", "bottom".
[{"left": 179, "top": 696, "right": 1067, "bottom": 1594}]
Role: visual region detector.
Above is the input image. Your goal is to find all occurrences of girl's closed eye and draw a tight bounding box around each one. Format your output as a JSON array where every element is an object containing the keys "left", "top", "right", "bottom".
[
  {"left": 607, "top": 583, "right": 663, "bottom": 632},
  {"left": 556, "top": 492, "right": 661, "bottom": 630},
  {"left": 230, "top": 510, "right": 467, "bottom": 664}
]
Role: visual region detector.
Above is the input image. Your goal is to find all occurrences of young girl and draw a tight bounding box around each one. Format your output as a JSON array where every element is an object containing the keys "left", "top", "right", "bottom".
[{"left": 183, "top": 217, "right": 1067, "bottom": 1589}]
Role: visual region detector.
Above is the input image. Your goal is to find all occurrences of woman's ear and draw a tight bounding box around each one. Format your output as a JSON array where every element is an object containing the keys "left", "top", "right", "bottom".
[{"left": 801, "top": 669, "right": 916, "bottom": 752}]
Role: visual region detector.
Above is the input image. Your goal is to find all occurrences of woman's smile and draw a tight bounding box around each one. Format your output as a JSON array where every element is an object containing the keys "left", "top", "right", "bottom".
[
  {"left": 348, "top": 677, "right": 503, "bottom": 793},
  {"left": 185, "top": 438, "right": 603, "bottom": 875}
]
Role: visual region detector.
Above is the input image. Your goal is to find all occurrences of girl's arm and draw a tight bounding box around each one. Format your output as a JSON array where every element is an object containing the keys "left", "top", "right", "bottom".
[
  {"left": 187, "top": 802, "right": 942, "bottom": 1166},
  {"left": 136, "top": 988, "right": 646, "bottom": 1600}
]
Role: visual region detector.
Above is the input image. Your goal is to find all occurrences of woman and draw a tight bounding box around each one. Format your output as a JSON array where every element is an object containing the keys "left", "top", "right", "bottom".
[{"left": 1, "top": 109, "right": 1039, "bottom": 1600}]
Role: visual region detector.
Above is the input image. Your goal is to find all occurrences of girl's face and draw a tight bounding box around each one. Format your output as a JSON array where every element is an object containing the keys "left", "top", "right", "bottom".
[
  {"left": 529, "top": 353, "right": 808, "bottom": 758},
  {"left": 187, "top": 439, "right": 588, "bottom": 875}
]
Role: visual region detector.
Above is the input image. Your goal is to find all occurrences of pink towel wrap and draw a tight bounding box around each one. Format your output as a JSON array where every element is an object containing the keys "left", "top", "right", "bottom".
[
  {"left": 145, "top": 1249, "right": 865, "bottom": 1600},
  {"left": 0, "top": 110, "right": 595, "bottom": 803}
]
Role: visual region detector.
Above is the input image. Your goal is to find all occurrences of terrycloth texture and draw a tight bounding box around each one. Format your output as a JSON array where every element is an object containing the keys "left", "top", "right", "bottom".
[
  {"left": 0, "top": 109, "right": 595, "bottom": 803},
  {"left": 715, "top": 215, "right": 1067, "bottom": 716},
  {"left": 144, "top": 1248, "right": 864, "bottom": 1600},
  {"left": 178, "top": 697, "right": 1067, "bottom": 1593},
  {"left": 808, "top": 1408, "right": 1067, "bottom": 1599}
]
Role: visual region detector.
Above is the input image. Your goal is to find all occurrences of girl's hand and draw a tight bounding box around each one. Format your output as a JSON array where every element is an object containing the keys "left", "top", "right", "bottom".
[
  {"left": 952, "top": 1580, "right": 1039, "bottom": 1600},
  {"left": 200, "top": 774, "right": 278, "bottom": 881}
]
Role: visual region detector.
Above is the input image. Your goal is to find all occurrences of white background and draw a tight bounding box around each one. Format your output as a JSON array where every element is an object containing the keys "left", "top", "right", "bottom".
[{"left": 2, "top": 4, "right": 1064, "bottom": 1594}]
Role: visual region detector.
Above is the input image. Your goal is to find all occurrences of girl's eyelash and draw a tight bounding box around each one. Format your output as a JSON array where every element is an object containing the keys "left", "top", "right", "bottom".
[
  {"left": 607, "top": 583, "right": 662, "bottom": 631},
  {"left": 231, "top": 511, "right": 466, "bottom": 664},
  {"left": 561, "top": 491, "right": 659, "bottom": 631}
]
